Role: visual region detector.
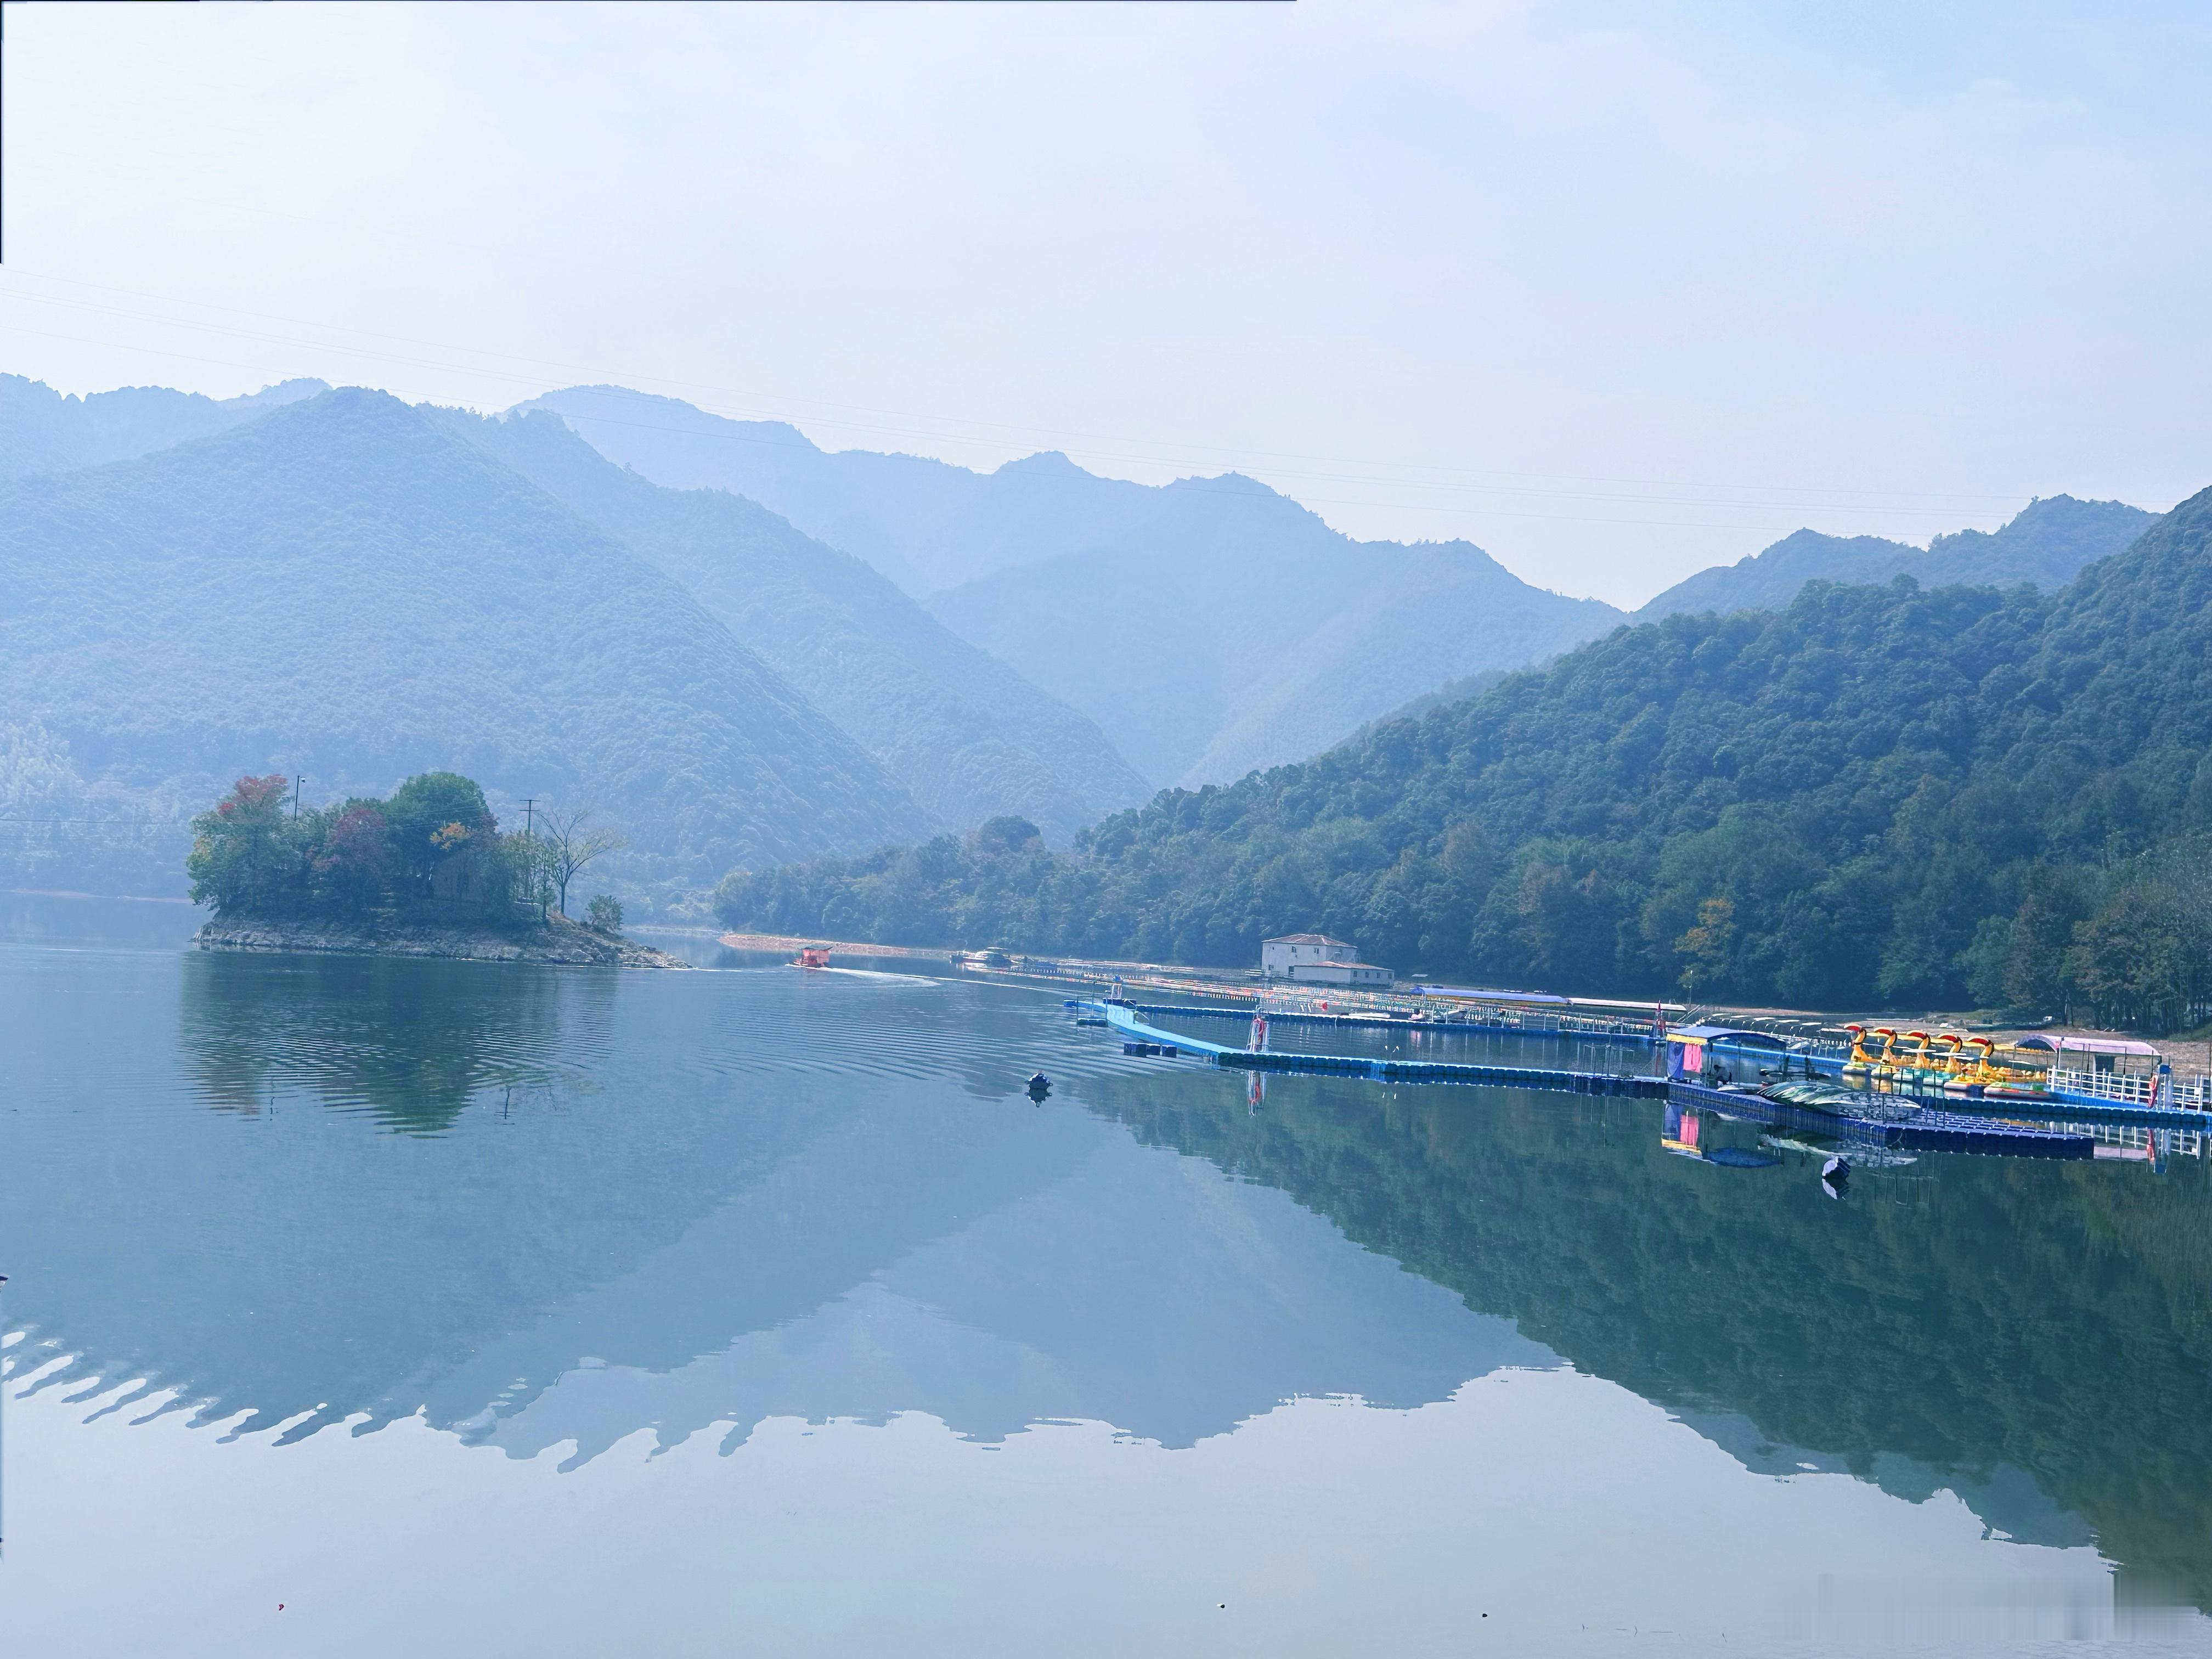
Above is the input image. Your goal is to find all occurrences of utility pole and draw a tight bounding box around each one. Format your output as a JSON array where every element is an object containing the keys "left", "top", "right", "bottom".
[
  {"left": 520, "top": 799, "right": 541, "bottom": 919},
  {"left": 292, "top": 776, "right": 304, "bottom": 820}
]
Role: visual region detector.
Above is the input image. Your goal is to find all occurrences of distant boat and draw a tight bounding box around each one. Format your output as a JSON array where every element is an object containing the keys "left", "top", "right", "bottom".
[{"left": 795, "top": 945, "right": 831, "bottom": 969}]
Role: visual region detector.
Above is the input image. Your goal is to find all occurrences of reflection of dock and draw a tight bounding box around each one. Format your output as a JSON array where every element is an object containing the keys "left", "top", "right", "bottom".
[
  {"left": 1081, "top": 1002, "right": 2094, "bottom": 1160},
  {"left": 1666, "top": 1081, "right": 2091, "bottom": 1159}
]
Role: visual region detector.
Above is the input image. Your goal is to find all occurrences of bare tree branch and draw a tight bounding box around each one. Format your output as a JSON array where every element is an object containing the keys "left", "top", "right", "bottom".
[{"left": 535, "top": 807, "right": 627, "bottom": 917}]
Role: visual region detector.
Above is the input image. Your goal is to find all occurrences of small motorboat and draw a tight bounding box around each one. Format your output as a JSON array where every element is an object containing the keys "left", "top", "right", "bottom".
[{"left": 795, "top": 945, "right": 831, "bottom": 969}]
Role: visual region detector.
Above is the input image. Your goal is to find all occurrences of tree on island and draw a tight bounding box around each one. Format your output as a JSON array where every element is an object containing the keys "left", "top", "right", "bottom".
[
  {"left": 383, "top": 772, "right": 496, "bottom": 897},
  {"left": 313, "top": 799, "right": 398, "bottom": 911},
  {"left": 535, "top": 807, "right": 627, "bottom": 917},
  {"left": 187, "top": 771, "right": 627, "bottom": 927},
  {"left": 187, "top": 774, "right": 302, "bottom": 913}
]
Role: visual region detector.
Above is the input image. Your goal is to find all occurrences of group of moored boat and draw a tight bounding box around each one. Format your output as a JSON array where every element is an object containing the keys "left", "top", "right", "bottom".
[{"left": 1840, "top": 1024, "right": 2054, "bottom": 1098}]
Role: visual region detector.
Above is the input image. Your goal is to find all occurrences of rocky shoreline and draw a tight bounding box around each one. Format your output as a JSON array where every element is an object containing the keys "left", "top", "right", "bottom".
[{"left": 194, "top": 911, "right": 691, "bottom": 968}]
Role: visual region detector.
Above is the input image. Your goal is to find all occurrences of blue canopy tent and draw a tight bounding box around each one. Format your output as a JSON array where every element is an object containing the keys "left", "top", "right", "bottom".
[{"left": 1667, "top": 1024, "right": 1787, "bottom": 1084}]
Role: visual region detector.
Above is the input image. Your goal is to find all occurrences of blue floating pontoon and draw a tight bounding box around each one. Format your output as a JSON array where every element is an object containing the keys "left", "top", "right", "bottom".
[{"left": 1070, "top": 1001, "right": 2093, "bottom": 1160}]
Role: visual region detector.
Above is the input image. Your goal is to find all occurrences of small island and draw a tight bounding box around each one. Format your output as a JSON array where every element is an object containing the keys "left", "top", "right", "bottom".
[{"left": 187, "top": 771, "right": 687, "bottom": 968}]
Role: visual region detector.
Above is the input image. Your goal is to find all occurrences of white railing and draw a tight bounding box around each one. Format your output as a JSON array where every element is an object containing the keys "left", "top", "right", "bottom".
[
  {"left": 2069, "top": 1121, "right": 2208, "bottom": 1160},
  {"left": 2049, "top": 1066, "right": 2212, "bottom": 1111},
  {"left": 2061, "top": 1124, "right": 2203, "bottom": 1159}
]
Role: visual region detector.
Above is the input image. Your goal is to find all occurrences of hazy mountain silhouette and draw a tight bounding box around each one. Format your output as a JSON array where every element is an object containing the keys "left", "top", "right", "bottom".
[
  {"left": 929, "top": 476, "right": 1623, "bottom": 785},
  {"left": 441, "top": 408, "right": 1150, "bottom": 836},
  {"left": 521, "top": 386, "right": 1627, "bottom": 787},
  {"left": 0, "top": 387, "right": 931, "bottom": 893},
  {"left": 1637, "top": 494, "right": 2155, "bottom": 622},
  {"left": 0, "top": 373, "right": 329, "bottom": 483},
  {"left": 520, "top": 385, "right": 1158, "bottom": 596}
]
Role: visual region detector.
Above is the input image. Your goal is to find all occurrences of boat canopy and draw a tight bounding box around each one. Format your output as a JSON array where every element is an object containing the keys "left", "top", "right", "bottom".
[
  {"left": 2011, "top": 1035, "right": 2162, "bottom": 1058},
  {"left": 2058, "top": 1036, "right": 2162, "bottom": 1058},
  {"left": 1668, "top": 1024, "right": 1787, "bottom": 1050}
]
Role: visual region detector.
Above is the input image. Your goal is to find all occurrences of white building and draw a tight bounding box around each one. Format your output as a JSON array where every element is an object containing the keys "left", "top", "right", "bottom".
[{"left": 1261, "top": 933, "right": 1394, "bottom": 987}]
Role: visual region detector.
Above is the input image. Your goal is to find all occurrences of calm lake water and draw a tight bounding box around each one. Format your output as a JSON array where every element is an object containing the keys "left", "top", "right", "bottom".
[{"left": 3, "top": 900, "right": 2210, "bottom": 1656}]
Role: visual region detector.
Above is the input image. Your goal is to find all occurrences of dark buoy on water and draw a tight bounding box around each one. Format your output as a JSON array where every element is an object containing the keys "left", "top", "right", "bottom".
[
  {"left": 1821, "top": 1155, "right": 1850, "bottom": 1198},
  {"left": 1026, "top": 1072, "right": 1052, "bottom": 1104}
]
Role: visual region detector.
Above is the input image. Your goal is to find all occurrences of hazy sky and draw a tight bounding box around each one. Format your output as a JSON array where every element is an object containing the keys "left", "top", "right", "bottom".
[{"left": 5, "top": 1, "right": 2209, "bottom": 606}]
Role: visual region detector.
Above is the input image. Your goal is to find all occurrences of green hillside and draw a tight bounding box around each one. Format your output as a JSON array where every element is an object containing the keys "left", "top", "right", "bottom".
[
  {"left": 0, "top": 388, "right": 931, "bottom": 902},
  {"left": 1637, "top": 494, "right": 2155, "bottom": 622},
  {"left": 721, "top": 485, "right": 2212, "bottom": 1023},
  {"left": 441, "top": 409, "right": 1149, "bottom": 838}
]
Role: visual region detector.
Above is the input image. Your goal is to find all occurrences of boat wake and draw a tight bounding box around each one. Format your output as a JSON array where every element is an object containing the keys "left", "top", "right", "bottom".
[{"left": 801, "top": 966, "right": 941, "bottom": 986}]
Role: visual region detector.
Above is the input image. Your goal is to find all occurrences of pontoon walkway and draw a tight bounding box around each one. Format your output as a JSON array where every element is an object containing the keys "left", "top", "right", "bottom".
[{"left": 1075, "top": 1001, "right": 2092, "bottom": 1159}]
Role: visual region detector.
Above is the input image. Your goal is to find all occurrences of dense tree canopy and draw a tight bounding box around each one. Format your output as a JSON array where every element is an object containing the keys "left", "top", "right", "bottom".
[
  {"left": 189, "top": 769, "right": 553, "bottom": 921},
  {"left": 721, "top": 486, "right": 2212, "bottom": 1025}
]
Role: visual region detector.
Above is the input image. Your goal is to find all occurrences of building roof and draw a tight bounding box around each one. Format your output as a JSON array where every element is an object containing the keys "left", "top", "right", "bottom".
[
  {"left": 1667, "top": 1024, "right": 1787, "bottom": 1049},
  {"left": 1265, "top": 933, "right": 1351, "bottom": 945}
]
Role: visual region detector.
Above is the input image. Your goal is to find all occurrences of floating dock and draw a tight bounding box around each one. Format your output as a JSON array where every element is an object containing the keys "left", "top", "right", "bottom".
[
  {"left": 1123, "top": 1000, "right": 1660, "bottom": 1047},
  {"left": 1128, "top": 1002, "right": 2210, "bottom": 1135},
  {"left": 1076, "top": 1001, "right": 2094, "bottom": 1160}
]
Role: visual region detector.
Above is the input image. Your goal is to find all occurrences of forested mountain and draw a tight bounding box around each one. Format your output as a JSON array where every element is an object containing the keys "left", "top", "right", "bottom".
[
  {"left": 721, "top": 487, "right": 2212, "bottom": 1025},
  {"left": 522, "top": 386, "right": 1627, "bottom": 787},
  {"left": 927, "top": 478, "right": 1623, "bottom": 787},
  {"left": 0, "top": 388, "right": 931, "bottom": 902},
  {"left": 0, "top": 373, "right": 329, "bottom": 482},
  {"left": 439, "top": 408, "right": 1149, "bottom": 840},
  {"left": 1637, "top": 494, "right": 2155, "bottom": 622}
]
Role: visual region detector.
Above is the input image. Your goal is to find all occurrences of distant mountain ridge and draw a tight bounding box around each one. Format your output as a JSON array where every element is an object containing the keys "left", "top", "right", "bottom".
[
  {"left": 440, "top": 408, "right": 1150, "bottom": 840},
  {"left": 0, "top": 388, "right": 933, "bottom": 901},
  {"left": 520, "top": 385, "right": 1158, "bottom": 596},
  {"left": 0, "top": 373, "right": 329, "bottom": 482},
  {"left": 522, "top": 385, "right": 1628, "bottom": 788},
  {"left": 1636, "top": 495, "right": 2155, "bottom": 621}
]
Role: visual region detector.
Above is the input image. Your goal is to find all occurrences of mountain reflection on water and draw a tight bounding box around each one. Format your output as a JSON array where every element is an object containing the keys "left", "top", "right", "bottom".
[{"left": 4, "top": 938, "right": 2211, "bottom": 1610}]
